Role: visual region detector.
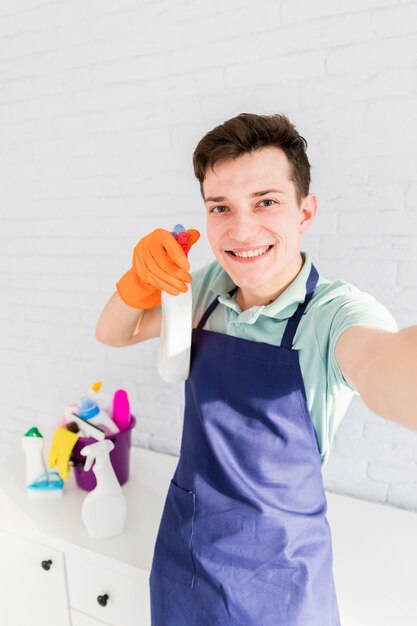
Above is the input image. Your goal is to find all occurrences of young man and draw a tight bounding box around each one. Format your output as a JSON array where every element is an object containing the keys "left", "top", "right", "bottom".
[{"left": 96, "top": 113, "right": 416, "bottom": 625}]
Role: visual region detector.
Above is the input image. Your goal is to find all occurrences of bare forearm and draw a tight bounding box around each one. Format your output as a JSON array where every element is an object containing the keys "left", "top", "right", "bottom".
[
  {"left": 357, "top": 326, "right": 417, "bottom": 430},
  {"left": 95, "top": 291, "right": 146, "bottom": 346}
]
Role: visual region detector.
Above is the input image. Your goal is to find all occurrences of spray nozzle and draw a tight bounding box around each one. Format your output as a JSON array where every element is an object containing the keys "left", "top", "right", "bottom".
[
  {"left": 81, "top": 440, "right": 114, "bottom": 472},
  {"left": 171, "top": 223, "right": 190, "bottom": 256}
]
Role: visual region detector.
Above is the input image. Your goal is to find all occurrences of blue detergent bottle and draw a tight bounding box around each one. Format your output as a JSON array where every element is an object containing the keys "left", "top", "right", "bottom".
[{"left": 77, "top": 396, "right": 119, "bottom": 434}]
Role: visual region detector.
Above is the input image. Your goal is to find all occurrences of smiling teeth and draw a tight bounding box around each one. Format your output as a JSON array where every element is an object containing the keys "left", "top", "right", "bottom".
[{"left": 233, "top": 246, "right": 270, "bottom": 258}]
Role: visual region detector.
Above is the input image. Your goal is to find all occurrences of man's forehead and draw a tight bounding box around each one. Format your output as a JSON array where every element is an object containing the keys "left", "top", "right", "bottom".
[{"left": 203, "top": 147, "right": 292, "bottom": 200}]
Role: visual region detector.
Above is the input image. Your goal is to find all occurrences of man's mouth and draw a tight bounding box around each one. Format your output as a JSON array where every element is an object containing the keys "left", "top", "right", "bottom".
[{"left": 226, "top": 244, "right": 274, "bottom": 261}]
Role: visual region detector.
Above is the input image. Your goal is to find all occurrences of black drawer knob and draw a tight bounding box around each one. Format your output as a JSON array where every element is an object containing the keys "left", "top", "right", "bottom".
[
  {"left": 41, "top": 560, "right": 52, "bottom": 571},
  {"left": 97, "top": 594, "right": 109, "bottom": 607}
]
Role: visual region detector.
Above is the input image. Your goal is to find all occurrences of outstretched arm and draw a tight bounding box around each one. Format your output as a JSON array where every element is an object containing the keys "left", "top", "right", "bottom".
[{"left": 335, "top": 325, "right": 417, "bottom": 431}]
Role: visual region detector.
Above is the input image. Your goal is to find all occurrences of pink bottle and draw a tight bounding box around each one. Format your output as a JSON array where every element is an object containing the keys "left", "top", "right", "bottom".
[{"left": 112, "top": 390, "right": 131, "bottom": 431}]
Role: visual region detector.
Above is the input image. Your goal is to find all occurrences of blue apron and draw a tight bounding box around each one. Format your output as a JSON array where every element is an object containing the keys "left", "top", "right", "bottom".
[{"left": 150, "top": 264, "right": 341, "bottom": 625}]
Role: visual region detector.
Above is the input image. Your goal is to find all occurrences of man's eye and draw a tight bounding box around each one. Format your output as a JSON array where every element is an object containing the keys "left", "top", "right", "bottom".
[
  {"left": 259, "top": 199, "right": 276, "bottom": 207},
  {"left": 210, "top": 205, "right": 228, "bottom": 213}
]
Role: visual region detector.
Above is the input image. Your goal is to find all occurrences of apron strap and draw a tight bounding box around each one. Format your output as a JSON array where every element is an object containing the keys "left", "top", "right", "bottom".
[
  {"left": 280, "top": 264, "right": 319, "bottom": 349},
  {"left": 196, "top": 264, "right": 318, "bottom": 345},
  {"left": 196, "top": 287, "right": 238, "bottom": 330}
]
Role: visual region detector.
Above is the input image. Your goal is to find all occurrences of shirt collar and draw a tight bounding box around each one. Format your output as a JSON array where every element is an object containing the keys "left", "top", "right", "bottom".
[{"left": 210, "top": 252, "right": 313, "bottom": 322}]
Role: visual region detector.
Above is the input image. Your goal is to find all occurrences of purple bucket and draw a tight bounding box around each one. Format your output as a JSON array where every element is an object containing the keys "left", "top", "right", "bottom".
[{"left": 71, "top": 416, "right": 136, "bottom": 491}]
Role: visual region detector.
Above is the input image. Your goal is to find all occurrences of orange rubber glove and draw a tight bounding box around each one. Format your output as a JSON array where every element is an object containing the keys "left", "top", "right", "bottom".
[{"left": 116, "top": 228, "right": 200, "bottom": 309}]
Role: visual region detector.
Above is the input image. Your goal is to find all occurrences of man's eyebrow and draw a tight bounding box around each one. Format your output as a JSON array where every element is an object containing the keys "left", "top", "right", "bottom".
[{"left": 204, "top": 188, "right": 285, "bottom": 203}]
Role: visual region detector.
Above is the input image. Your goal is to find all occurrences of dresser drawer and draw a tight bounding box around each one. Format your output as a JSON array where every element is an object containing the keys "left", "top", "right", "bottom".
[
  {"left": 66, "top": 554, "right": 150, "bottom": 626},
  {"left": 0, "top": 530, "right": 70, "bottom": 626},
  {"left": 70, "top": 609, "right": 110, "bottom": 625}
]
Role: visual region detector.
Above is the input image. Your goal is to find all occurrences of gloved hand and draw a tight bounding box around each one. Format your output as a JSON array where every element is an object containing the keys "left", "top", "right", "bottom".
[
  {"left": 48, "top": 427, "right": 80, "bottom": 481},
  {"left": 116, "top": 228, "right": 200, "bottom": 309}
]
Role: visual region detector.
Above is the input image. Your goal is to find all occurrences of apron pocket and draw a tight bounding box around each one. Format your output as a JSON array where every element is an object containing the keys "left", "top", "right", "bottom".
[{"left": 151, "top": 479, "right": 196, "bottom": 588}]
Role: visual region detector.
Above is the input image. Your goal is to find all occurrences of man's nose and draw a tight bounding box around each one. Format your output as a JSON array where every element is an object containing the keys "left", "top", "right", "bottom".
[{"left": 227, "top": 212, "right": 259, "bottom": 242}]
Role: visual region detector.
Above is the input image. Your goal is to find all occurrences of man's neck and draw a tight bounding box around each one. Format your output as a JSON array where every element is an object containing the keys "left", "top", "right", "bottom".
[{"left": 235, "top": 254, "right": 304, "bottom": 312}]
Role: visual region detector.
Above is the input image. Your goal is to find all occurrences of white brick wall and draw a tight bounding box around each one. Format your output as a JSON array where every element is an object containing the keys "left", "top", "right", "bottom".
[{"left": 1, "top": 0, "right": 417, "bottom": 511}]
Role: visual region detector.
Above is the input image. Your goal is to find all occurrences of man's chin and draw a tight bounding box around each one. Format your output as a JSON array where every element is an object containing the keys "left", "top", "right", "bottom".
[{"left": 226, "top": 271, "right": 266, "bottom": 291}]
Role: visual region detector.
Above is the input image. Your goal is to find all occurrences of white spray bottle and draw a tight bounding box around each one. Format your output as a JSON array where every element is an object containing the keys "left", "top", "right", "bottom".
[
  {"left": 157, "top": 224, "right": 192, "bottom": 383},
  {"left": 80, "top": 440, "right": 127, "bottom": 539}
]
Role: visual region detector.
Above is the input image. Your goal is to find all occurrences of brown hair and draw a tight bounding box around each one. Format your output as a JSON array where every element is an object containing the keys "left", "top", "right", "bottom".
[{"left": 193, "top": 113, "right": 310, "bottom": 206}]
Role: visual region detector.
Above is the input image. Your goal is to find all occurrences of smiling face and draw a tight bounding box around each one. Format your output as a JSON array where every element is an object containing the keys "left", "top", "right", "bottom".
[{"left": 203, "top": 147, "right": 317, "bottom": 309}]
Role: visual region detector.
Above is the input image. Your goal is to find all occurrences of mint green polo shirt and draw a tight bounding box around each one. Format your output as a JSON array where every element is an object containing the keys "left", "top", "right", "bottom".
[{"left": 190, "top": 252, "right": 398, "bottom": 467}]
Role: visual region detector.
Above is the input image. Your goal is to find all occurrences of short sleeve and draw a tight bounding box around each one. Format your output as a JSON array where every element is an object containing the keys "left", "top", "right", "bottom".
[{"left": 327, "top": 292, "right": 398, "bottom": 392}]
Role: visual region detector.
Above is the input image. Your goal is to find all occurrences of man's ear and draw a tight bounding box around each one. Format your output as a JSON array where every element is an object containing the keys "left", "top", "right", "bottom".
[{"left": 299, "top": 194, "right": 318, "bottom": 234}]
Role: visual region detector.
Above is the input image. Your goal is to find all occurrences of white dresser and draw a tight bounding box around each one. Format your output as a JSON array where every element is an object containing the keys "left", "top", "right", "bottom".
[
  {"left": 0, "top": 445, "right": 178, "bottom": 626},
  {"left": 2, "top": 443, "right": 417, "bottom": 626}
]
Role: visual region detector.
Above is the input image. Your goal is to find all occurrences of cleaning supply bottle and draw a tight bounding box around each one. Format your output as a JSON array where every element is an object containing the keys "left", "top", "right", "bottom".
[
  {"left": 157, "top": 224, "right": 193, "bottom": 383},
  {"left": 77, "top": 396, "right": 119, "bottom": 434},
  {"left": 64, "top": 382, "right": 112, "bottom": 424},
  {"left": 112, "top": 389, "right": 131, "bottom": 431},
  {"left": 80, "top": 440, "right": 127, "bottom": 539},
  {"left": 88, "top": 380, "right": 113, "bottom": 414},
  {"left": 21, "top": 427, "right": 46, "bottom": 487},
  {"left": 21, "top": 427, "right": 63, "bottom": 498}
]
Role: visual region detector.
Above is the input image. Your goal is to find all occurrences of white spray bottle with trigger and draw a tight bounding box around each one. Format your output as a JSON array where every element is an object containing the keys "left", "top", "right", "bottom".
[
  {"left": 157, "top": 224, "right": 193, "bottom": 383},
  {"left": 80, "top": 440, "right": 127, "bottom": 539}
]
